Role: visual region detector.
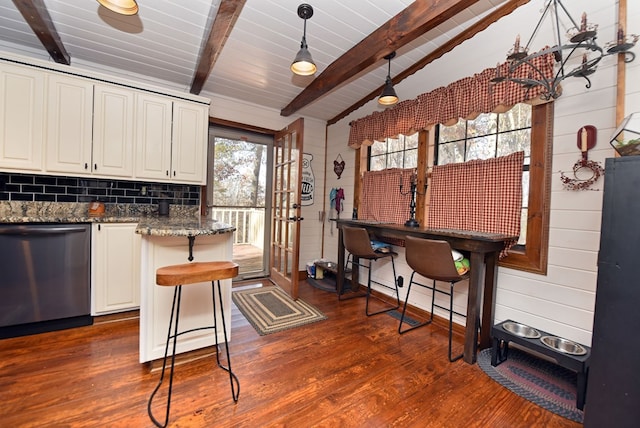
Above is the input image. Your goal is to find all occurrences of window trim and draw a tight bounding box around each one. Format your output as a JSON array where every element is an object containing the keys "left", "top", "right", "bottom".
[{"left": 498, "top": 102, "right": 552, "bottom": 275}]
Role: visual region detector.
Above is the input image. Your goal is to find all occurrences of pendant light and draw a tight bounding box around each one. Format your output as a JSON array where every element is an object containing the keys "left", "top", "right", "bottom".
[
  {"left": 96, "top": 0, "right": 139, "bottom": 15},
  {"left": 379, "top": 52, "right": 398, "bottom": 106},
  {"left": 291, "top": 4, "right": 317, "bottom": 76}
]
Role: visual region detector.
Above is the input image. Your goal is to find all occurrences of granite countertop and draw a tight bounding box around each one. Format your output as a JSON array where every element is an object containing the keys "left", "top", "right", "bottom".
[
  {"left": 0, "top": 202, "right": 235, "bottom": 237},
  {"left": 135, "top": 215, "right": 235, "bottom": 236}
]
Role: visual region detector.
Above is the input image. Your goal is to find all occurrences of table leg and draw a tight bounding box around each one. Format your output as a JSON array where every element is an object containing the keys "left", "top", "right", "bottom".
[
  {"left": 464, "top": 251, "right": 486, "bottom": 364},
  {"left": 337, "top": 228, "right": 345, "bottom": 295},
  {"left": 480, "top": 251, "right": 499, "bottom": 349}
]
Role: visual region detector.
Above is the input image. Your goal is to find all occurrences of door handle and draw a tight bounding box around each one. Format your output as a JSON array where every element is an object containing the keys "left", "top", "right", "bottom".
[{"left": 288, "top": 216, "right": 304, "bottom": 222}]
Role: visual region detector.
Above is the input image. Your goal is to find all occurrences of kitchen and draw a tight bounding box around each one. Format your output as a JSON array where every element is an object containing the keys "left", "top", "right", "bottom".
[{"left": 1, "top": 0, "right": 639, "bottom": 426}]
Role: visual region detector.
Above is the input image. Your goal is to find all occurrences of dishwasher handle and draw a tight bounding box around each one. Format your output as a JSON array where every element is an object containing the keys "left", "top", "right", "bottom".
[{"left": 0, "top": 225, "right": 90, "bottom": 236}]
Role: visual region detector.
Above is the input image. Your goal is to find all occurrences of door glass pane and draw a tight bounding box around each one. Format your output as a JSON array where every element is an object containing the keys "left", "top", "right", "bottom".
[{"left": 211, "top": 136, "right": 268, "bottom": 278}]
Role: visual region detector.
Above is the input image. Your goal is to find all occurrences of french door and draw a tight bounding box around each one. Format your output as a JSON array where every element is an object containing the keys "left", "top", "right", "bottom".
[{"left": 270, "top": 118, "right": 303, "bottom": 299}]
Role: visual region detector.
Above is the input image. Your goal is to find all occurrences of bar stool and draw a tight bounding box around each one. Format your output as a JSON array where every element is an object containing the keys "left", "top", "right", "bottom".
[
  {"left": 148, "top": 261, "right": 240, "bottom": 428},
  {"left": 341, "top": 226, "right": 400, "bottom": 316},
  {"left": 398, "top": 236, "right": 469, "bottom": 362}
]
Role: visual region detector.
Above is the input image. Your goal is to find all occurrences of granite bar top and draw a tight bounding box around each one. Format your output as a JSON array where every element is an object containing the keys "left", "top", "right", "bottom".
[
  {"left": 135, "top": 215, "right": 234, "bottom": 237},
  {"left": 0, "top": 202, "right": 235, "bottom": 237}
]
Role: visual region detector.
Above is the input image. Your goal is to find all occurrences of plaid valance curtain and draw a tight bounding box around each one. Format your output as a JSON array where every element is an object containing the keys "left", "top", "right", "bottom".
[
  {"left": 348, "top": 53, "right": 555, "bottom": 149},
  {"left": 359, "top": 168, "right": 414, "bottom": 224},
  {"left": 427, "top": 151, "right": 525, "bottom": 257}
]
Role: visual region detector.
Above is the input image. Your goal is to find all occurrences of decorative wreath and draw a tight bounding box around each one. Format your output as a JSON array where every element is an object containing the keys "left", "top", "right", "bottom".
[{"left": 560, "top": 159, "right": 605, "bottom": 191}]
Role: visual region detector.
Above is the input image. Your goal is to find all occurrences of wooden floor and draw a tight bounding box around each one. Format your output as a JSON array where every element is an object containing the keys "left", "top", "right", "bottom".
[{"left": 0, "top": 280, "right": 582, "bottom": 428}]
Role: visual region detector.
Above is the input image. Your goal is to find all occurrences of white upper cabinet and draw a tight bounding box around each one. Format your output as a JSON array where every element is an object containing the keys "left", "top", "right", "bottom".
[
  {"left": 0, "top": 63, "right": 45, "bottom": 172},
  {"left": 1, "top": 59, "right": 209, "bottom": 183},
  {"left": 134, "top": 93, "right": 173, "bottom": 181},
  {"left": 171, "top": 100, "right": 208, "bottom": 184},
  {"left": 45, "top": 74, "right": 94, "bottom": 174},
  {"left": 92, "top": 84, "right": 135, "bottom": 178}
]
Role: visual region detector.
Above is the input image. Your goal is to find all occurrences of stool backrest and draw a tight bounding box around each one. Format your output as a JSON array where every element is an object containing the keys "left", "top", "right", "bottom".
[
  {"left": 342, "top": 226, "right": 378, "bottom": 259},
  {"left": 405, "top": 236, "right": 462, "bottom": 282}
]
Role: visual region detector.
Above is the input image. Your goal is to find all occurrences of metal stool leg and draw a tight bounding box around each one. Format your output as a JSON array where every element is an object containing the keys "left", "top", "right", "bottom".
[
  {"left": 398, "top": 272, "right": 434, "bottom": 334},
  {"left": 211, "top": 279, "right": 240, "bottom": 402},
  {"left": 365, "top": 257, "right": 400, "bottom": 316},
  {"left": 148, "top": 285, "right": 182, "bottom": 428}
]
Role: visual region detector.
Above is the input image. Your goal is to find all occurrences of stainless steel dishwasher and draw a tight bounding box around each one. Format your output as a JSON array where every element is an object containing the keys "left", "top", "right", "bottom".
[{"left": 0, "top": 223, "right": 92, "bottom": 338}]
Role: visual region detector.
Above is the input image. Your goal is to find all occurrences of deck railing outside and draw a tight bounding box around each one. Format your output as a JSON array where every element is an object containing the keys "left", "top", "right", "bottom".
[{"left": 210, "top": 208, "right": 265, "bottom": 248}]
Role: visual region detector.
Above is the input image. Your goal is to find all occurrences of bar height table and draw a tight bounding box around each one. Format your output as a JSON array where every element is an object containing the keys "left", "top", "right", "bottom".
[{"left": 334, "top": 219, "right": 516, "bottom": 364}]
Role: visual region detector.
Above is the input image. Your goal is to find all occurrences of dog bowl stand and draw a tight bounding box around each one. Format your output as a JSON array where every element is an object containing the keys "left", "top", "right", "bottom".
[{"left": 491, "top": 319, "right": 590, "bottom": 411}]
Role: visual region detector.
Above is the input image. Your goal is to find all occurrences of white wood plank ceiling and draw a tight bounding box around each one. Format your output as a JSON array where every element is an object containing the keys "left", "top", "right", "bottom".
[{"left": 0, "top": 0, "right": 511, "bottom": 121}]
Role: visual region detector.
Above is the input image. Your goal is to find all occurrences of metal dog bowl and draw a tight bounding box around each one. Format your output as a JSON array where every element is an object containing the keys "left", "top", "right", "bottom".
[
  {"left": 502, "top": 321, "right": 541, "bottom": 339},
  {"left": 540, "top": 335, "right": 587, "bottom": 356}
]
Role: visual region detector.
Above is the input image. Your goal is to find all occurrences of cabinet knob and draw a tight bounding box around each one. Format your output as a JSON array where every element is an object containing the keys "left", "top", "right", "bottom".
[
  {"left": 166, "top": 171, "right": 169, "bottom": 176},
  {"left": 84, "top": 163, "right": 88, "bottom": 170},
  {"left": 94, "top": 163, "right": 97, "bottom": 170}
]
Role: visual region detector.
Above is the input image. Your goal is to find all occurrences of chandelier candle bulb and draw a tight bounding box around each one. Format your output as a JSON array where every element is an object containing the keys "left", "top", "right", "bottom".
[{"left": 581, "top": 12, "right": 587, "bottom": 32}]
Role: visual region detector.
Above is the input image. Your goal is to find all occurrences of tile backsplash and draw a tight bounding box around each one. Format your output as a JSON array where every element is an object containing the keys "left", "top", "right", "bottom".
[{"left": 0, "top": 172, "right": 201, "bottom": 206}]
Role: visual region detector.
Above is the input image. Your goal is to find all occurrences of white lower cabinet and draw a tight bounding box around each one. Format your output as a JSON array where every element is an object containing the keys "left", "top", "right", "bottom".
[{"left": 92, "top": 223, "right": 141, "bottom": 315}]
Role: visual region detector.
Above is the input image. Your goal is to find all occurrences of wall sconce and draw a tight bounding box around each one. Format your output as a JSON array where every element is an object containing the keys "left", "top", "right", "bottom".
[
  {"left": 96, "top": 0, "right": 139, "bottom": 15},
  {"left": 291, "top": 4, "right": 317, "bottom": 76},
  {"left": 379, "top": 52, "right": 398, "bottom": 106}
]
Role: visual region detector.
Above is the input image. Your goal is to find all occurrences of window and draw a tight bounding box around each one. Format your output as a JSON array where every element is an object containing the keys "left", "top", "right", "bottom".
[
  {"left": 436, "top": 103, "right": 531, "bottom": 245},
  {"left": 361, "top": 103, "right": 551, "bottom": 274},
  {"left": 369, "top": 133, "right": 419, "bottom": 171},
  {"left": 435, "top": 102, "right": 551, "bottom": 274}
]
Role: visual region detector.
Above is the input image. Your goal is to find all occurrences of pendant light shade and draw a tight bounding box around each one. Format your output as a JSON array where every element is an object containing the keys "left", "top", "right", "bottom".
[
  {"left": 291, "top": 4, "right": 317, "bottom": 76},
  {"left": 97, "top": 0, "right": 139, "bottom": 15},
  {"left": 379, "top": 52, "right": 398, "bottom": 106}
]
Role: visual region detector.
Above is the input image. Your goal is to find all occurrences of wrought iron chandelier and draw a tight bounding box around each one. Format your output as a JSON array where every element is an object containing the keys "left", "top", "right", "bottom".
[{"left": 492, "top": 0, "right": 638, "bottom": 100}]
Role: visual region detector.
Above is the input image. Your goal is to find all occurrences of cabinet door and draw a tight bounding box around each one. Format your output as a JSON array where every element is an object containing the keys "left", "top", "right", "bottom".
[
  {"left": 135, "top": 93, "right": 172, "bottom": 181},
  {"left": 171, "top": 100, "right": 208, "bottom": 184},
  {"left": 93, "top": 84, "right": 134, "bottom": 177},
  {"left": 45, "top": 74, "right": 94, "bottom": 174},
  {"left": 92, "top": 223, "right": 141, "bottom": 315},
  {"left": 0, "top": 63, "right": 44, "bottom": 171}
]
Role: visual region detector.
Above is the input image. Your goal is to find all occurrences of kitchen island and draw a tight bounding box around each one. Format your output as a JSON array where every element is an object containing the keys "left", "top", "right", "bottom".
[{"left": 136, "top": 216, "right": 236, "bottom": 363}]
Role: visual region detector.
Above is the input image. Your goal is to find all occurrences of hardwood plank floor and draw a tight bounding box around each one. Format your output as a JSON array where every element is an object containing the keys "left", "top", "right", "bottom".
[{"left": 0, "top": 280, "right": 581, "bottom": 427}]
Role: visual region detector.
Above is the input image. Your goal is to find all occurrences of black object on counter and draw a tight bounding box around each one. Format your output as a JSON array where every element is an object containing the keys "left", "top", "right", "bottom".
[{"left": 158, "top": 200, "right": 170, "bottom": 216}]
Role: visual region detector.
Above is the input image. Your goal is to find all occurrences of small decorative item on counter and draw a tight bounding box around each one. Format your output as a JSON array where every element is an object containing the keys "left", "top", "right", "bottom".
[
  {"left": 88, "top": 201, "right": 105, "bottom": 217},
  {"left": 610, "top": 112, "right": 640, "bottom": 156},
  {"left": 158, "top": 199, "right": 170, "bottom": 216}
]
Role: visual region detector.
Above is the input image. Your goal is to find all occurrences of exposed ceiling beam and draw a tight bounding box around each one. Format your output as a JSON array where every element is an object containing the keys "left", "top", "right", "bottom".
[
  {"left": 280, "top": 0, "right": 480, "bottom": 117},
  {"left": 328, "top": 0, "right": 532, "bottom": 125},
  {"left": 12, "top": 0, "right": 70, "bottom": 65},
  {"left": 190, "top": 0, "right": 246, "bottom": 95}
]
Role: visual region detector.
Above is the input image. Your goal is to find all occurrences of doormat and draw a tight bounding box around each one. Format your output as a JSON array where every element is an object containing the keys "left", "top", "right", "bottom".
[
  {"left": 477, "top": 348, "right": 583, "bottom": 423},
  {"left": 232, "top": 286, "right": 327, "bottom": 336}
]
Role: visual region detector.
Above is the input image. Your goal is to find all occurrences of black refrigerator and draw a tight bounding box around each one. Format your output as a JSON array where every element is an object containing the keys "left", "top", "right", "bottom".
[{"left": 584, "top": 156, "right": 640, "bottom": 426}]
